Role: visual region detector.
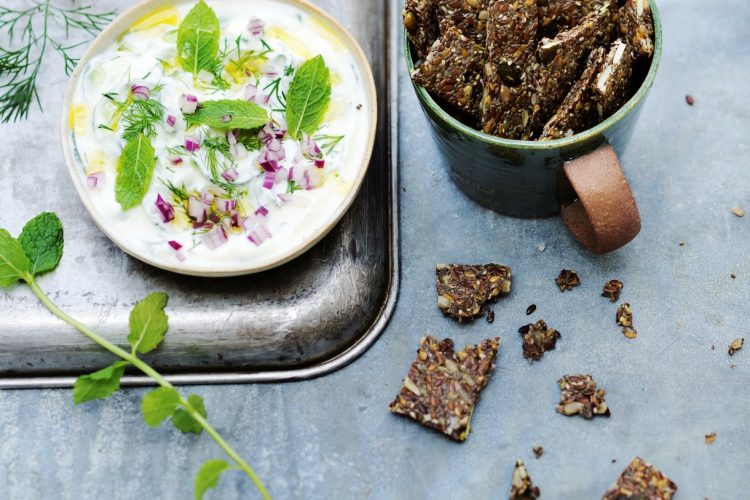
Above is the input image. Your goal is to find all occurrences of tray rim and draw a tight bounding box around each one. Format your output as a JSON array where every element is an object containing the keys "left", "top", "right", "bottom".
[{"left": 0, "top": 0, "right": 399, "bottom": 389}]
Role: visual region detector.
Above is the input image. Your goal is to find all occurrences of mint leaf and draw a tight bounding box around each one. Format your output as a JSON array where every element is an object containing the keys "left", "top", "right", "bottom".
[
  {"left": 141, "top": 386, "right": 181, "bottom": 427},
  {"left": 115, "top": 133, "right": 156, "bottom": 210},
  {"left": 195, "top": 459, "right": 231, "bottom": 500},
  {"left": 177, "top": 0, "right": 220, "bottom": 76},
  {"left": 172, "top": 394, "right": 206, "bottom": 435},
  {"left": 73, "top": 361, "right": 129, "bottom": 404},
  {"left": 18, "top": 212, "right": 63, "bottom": 276},
  {"left": 286, "top": 55, "right": 331, "bottom": 139},
  {"left": 0, "top": 229, "right": 31, "bottom": 287},
  {"left": 185, "top": 100, "right": 269, "bottom": 129},
  {"left": 127, "top": 292, "right": 169, "bottom": 354}
]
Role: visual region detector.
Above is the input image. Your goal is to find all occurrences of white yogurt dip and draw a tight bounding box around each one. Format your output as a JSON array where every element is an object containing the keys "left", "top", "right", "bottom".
[{"left": 65, "top": 0, "right": 374, "bottom": 275}]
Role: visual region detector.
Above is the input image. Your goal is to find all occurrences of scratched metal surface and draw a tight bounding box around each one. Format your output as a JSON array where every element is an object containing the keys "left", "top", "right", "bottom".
[
  {"left": 0, "top": 0, "right": 396, "bottom": 383},
  {"left": 1, "top": 0, "right": 750, "bottom": 499}
]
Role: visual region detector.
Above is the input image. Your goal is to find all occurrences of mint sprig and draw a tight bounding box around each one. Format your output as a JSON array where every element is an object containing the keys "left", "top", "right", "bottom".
[
  {"left": 185, "top": 99, "right": 269, "bottom": 129},
  {"left": 0, "top": 212, "right": 269, "bottom": 500},
  {"left": 177, "top": 0, "right": 221, "bottom": 77},
  {"left": 115, "top": 133, "right": 156, "bottom": 210},
  {"left": 285, "top": 55, "right": 331, "bottom": 139}
]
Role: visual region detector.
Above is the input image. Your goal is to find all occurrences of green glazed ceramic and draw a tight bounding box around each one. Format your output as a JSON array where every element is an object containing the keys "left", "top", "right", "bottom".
[{"left": 405, "top": 2, "right": 663, "bottom": 219}]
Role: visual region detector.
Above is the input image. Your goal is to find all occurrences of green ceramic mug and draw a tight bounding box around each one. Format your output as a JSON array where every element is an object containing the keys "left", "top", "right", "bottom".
[{"left": 405, "top": 2, "right": 663, "bottom": 254}]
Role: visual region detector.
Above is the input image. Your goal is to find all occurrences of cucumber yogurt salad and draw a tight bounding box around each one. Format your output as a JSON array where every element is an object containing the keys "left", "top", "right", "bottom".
[{"left": 66, "top": 0, "right": 374, "bottom": 274}]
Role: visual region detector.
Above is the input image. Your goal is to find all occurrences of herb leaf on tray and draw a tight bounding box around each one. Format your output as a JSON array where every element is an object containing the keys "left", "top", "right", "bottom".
[
  {"left": 0, "top": 1, "right": 116, "bottom": 123},
  {"left": 127, "top": 291, "right": 169, "bottom": 355},
  {"left": 18, "top": 211, "right": 63, "bottom": 276},
  {"left": 0, "top": 212, "right": 270, "bottom": 499},
  {"left": 185, "top": 99, "right": 269, "bottom": 129},
  {"left": 115, "top": 133, "right": 156, "bottom": 210},
  {"left": 286, "top": 54, "right": 331, "bottom": 139}
]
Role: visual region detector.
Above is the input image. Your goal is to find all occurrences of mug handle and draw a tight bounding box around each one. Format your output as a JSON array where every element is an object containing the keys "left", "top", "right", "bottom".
[{"left": 560, "top": 145, "right": 641, "bottom": 254}]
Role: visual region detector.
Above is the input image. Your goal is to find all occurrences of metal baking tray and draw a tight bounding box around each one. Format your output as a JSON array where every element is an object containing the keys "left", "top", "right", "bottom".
[{"left": 0, "top": 0, "right": 399, "bottom": 388}]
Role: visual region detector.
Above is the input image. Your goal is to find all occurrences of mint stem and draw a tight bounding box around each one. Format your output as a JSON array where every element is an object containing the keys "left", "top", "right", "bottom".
[{"left": 26, "top": 277, "right": 270, "bottom": 500}]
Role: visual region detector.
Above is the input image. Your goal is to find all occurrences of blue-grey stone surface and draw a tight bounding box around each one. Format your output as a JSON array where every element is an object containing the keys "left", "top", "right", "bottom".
[{"left": 1, "top": 0, "right": 749, "bottom": 498}]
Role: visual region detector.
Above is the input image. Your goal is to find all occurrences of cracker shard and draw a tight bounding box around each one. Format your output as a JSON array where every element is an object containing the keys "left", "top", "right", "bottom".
[
  {"left": 537, "top": 0, "right": 611, "bottom": 35},
  {"left": 593, "top": 38, "right": 634, "bottom": 119},
  {"left": 520, "top": 319, "right": 561, "bottom": 361},
  {"left": 481, "top": 0, "right": 539, "bottom": 140},
  {"left": 556, "top": 374, "right": 610, "bottom": 419},
  {"left": 510, "top": 459, "right": 540, "bottom": 499},
  {"left": 436, "top": 264, "right": 512, "bottom": 322},
  {"left": 619, "top": 0, "right": 655, "bottom": 59},
  {"left": 413, "top": 25, "right": 485, "bottom": 117},
  {"left": 388, "top": 336, "right": 500, "bottom": 442},
  {"left": 437, "top": 0, "right": 491, "bottom": 45},
  {"left": 533, "top": 5, "right": 617, "bottom": 132},
  {"left": 541, "top": 47, "right": 607, "bottom": 139},
  {"left": 601, "top": 457, "right": 677, "bottom": 500},
  {"left": 404, "top": 0, "right": 439, "bottom": 57}
]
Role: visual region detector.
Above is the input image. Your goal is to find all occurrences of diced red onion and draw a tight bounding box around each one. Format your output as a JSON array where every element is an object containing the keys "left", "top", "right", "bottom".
[
  {"left": 168, "top": 240, "right": 183, "bottom": 251},
  {"left": 180, "top": 94, "right": 199, "bottom": 114},
  {"left": 86, "top": 172, "right": 104, "bottom": 188},
  {"left": 255, "top": 206, "right": 269, "bottom": 217},
  {"left": 267, "top": 138, "right": 283, "bottom": 152},
  {"left": 203, "top": 225, "right": 228, "bottom": 250},
  {"left": 263, "top": 170, "right": 277, "bottom": 189},
  {"left": 166, "top": 114, "right": 177, "bottom": 128},
  {"left": 221, "top": 114, "right": 232, "bottom": 123},
  {"left": 302, "top": 134, "right": 322, "bottom": 157},
  {"left": 247, "top": 17, "right": 265, "bottom": 37},
  {"left": 169, "top": 155, "right": 184, "bottom": 166},
  {"left": 131, "top": 84, "right": 150, "bottom": 101},
  {"left": 215, "top": 198, "right": 236, "bottom": 212},
  {"left": 305, "top": 168, "right": 322, "bottom": 189},
  {"left": 202, "top": 191, "right": 215, "bottom": 204},
  {"left": 188, "top": 196, "right": 208, "bottom": 223},
  {"left": 258, "top": 123, "right": 286, "bottom": 144},
  {"left": 155, "top": 194, "right": 175, "bottom": 223},
  {"left": 314, "top": 158, "right": 325, "bottom": 169},
  {"left": 185, "top": 135, "right": 201, "bottom": 152},
  {"left": 255, "top": 93, "right": 271, "bottom": 105},
  {"left": 277, "top": 193, "right": 292, "bottom": 203},
  {"left": 247, "top": 224, "right": 272, "bottom": 246},
  {"left": 221, "top": 168, "right": 239, "bottom": 181},
  {"left": 261, "top": 64, "right": 279, "bottom": 78},
  {"left": 231, "top": 213, "right": 246, "bottom": 228}
]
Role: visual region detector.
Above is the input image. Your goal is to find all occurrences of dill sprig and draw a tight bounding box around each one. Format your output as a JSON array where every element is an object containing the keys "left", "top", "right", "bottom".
[
  {"left": 0, "top": 1, "right": 116, "bottom": 123},
  {"left": 103, "top": 90, "right": 166, "bottom": 141},
  {"left": 202, "top": 134, "right": 234, "bottom": 181},
  {"left": 315, "top": 133, "right": 346, "bottom": 155}
]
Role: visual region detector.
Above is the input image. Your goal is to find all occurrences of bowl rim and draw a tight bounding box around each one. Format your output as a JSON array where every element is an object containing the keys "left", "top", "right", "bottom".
[
  {"left": 403, "top": 0, "right": 663, "bottom": 150},
  {"left": 60, "top": 0, "right": 378, "bottom": 277}
]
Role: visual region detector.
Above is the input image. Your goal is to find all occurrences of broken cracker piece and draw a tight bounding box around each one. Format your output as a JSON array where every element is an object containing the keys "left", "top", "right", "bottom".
[
  {"left": 436, "top": 264, "right": 512, "bottom": 322},
  {"left": 593, "top": 38, "right": 634, "bottom": 120},
  {"left": 389, "top": 336, "right": 500, "bottom": 442},
  {"left": 404, "top": 0, "right": 440, "bottom": 57},
  {"left": 413, "top": 25, "right": 485, "bottom": 117},
  {"left": 481, "top": 0, "right": 539, "bottom": 140},
  {"left": 618, "top": 0, "right": 655, "bottom": 59},
  {"left": 519, "top": 319, "right": 561, "bottom": 361},
  {"left": 557, "top": 374, "right": 610, "bottom": 419},
  {"left": 602, "top": 279, "right": 624, "bottom": 302},
  {"left": 541, "top": 47, "right": 607, "bottom": 139},
  {"left": 510, "top": 459, "right": 540, "bottom": 499},
  {"left": 437, "top": 0, "right": 490, "bottom": 45},
  {"left": 601, "top": 457, "right": 677, "bottom": 500},
  {"left": 555, "top": 269, "right": 580, "bottom": 291}
]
